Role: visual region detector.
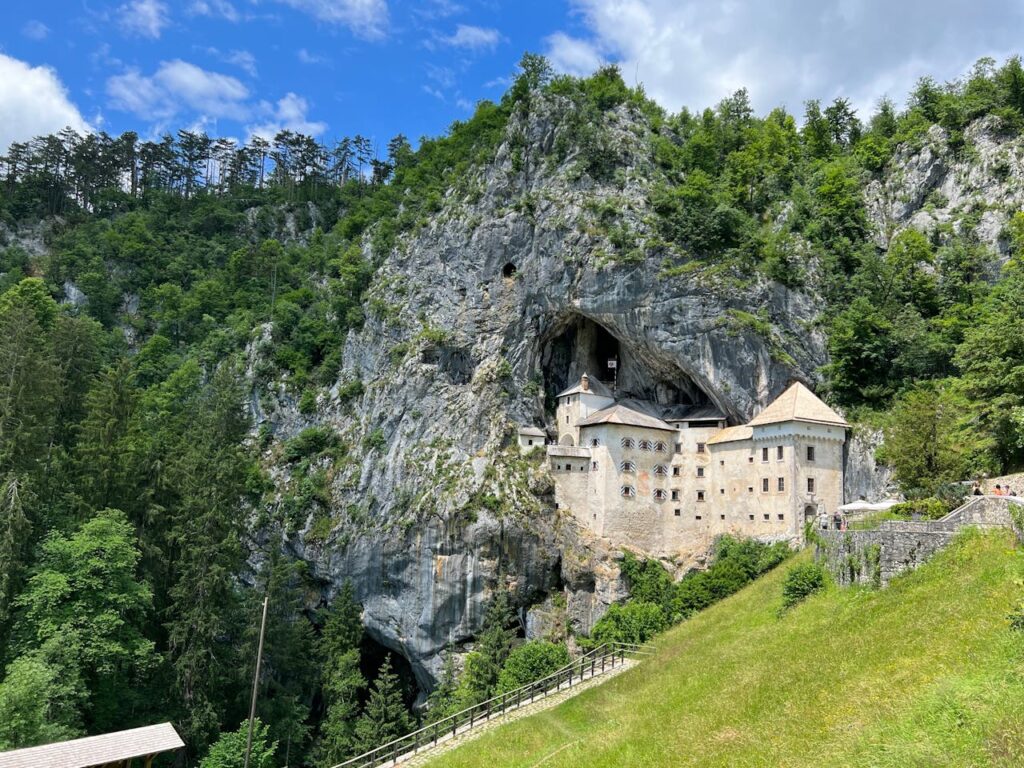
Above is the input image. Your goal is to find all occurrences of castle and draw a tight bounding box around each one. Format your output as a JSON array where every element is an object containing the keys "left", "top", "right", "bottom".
[{"left": 520, "top": 375, "right": 848, "bottom": 558}]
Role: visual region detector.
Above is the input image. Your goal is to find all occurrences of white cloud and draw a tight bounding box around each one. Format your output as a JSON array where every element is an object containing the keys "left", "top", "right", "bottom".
[
  {"left": 0, "top": 54, "right": 91, "bottom": 151},
  {"left": 225, "top": 50, "right": 258, "bottom": 77},
  {"left": 546, "top": 0, "right": 1024, "bottom": 117},
  {"left": 438, "top": 24, "right": 502, "bottom": 51},
  {"left": 545, "top": 32, "right": 604, "bottom": 76},
  {"left": 247, "top": 92, "right": 327, "bottom": 139},
  {"left": 297, "top": 48, "right": 329, "bottom": 65},
  {"left": 107, "top": 60, "right": 250, "bottom": 122},
  {"left": 118, "top": 0, "right": 170, "bottom": 39},
  {"left": 271, "top": 0, "right": 388, "bottom": 39},
  {"left": 189, "top": 0, "right": 240, "bottom": 21},
  {"left": 21, "top": 20, "right": 50, "bottom": 40}
]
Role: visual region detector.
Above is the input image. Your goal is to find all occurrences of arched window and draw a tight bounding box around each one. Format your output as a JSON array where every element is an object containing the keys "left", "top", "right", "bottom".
[
  {"left": 653, "top": 489, "right": 667, "bottom": 501},
  {"left": 653, "top": 464, "right": 669, "bottom": 476},
  {"left": 653, "top": 441, "right": 667, "bottom": 452},
  {"left": 620, "top": 437, "right": 635, "bottom": 449},
  {"left": 589, "top": 437, "right": 601, "bottom": 447},
  {"left": 620, "top": 485, "right": 636, "bottom": 497},
  {"left": 638, "top": 439, "right": 653, "bottom": 451},
  {"left": 619, "top": 461, "right": 636, "bottom": 473}
]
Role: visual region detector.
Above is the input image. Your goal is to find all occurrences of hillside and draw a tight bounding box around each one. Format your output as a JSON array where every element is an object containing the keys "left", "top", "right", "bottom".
[{"left": 426, "top": 530, "right": 1024, "bottom": 768}]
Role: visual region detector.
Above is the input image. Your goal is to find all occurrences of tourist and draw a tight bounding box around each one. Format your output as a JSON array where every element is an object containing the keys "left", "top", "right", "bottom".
[
  {"left": 833, "top": 511, "right": 842, "bottom": 530},
  {"left": 1008, "top": 488, "right": 1016, "bottom": 498},
  {"left": 994, "top": 484, "right": 1005, "bottom": 496},
  {"left": 972, "top": 482, "right": 983, "bottom": 496}
]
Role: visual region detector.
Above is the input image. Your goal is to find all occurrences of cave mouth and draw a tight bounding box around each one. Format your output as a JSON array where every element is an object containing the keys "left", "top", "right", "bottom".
[
  {"left": 502, "top": 262, "right": 518, "bottom": 278},
  {"left": 359, "top": 635, "right": 420, "bottom": 710},
  {"left": 539, "top": 314, "right": 713, "bottom": 412}
]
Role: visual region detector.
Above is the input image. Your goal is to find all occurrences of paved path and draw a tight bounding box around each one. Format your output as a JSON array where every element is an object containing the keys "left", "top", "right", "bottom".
[{"left": 392, "top": 659, "right": 637, "bottom": 767}]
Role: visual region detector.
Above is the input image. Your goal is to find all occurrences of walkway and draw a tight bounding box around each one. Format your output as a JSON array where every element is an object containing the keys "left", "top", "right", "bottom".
[{"left": 397, "top": 658, "right": 636, "bottom": 767}]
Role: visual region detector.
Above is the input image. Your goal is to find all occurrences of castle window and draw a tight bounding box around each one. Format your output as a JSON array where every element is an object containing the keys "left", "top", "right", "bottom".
[
  {"left": 807, "top": 445, "right": 816, "bottom": 461},
  {"left": 697, "top": 490, "right": 706, "bottom": 502},
  {"left": 777, "top": 477, "right": 785, "bottom": 492},
  {"left": 638, "top": 439, "right": 653, "bottom": 451},
  {"left": 619, "top": 461, "right": 636, "bottom": 473},
  {"left": 590, "top": 438, "right": 600, "bottom": 447},
  {"left": 621, "top": 437, "right": 635, "bottom": 449},
  {"left": 761, "top": 478, "right": 769, "bottom": 493},
  {"left": 696, "top": 467, "right": 705, "bottom": 478},
  {"left": 719, "top": 460, "right": 725, "bottom": 466},
  {"left": 654, "top": 441, "right": 667, "bottom": 452},
  {"left": 749, "top": 514, "right": 755, "bottom": 520},
  {"left": 653, "top": 489, "right": 667, "bottom": 501},
  {"left": 654, "top": 464, "right": 668, "bottom": 476},
  {"left": 777, "top": 445, "right": 784, "bottom": 460},
  {"left": 592, "top": 461, "right": 599, "bottom": 471},
  {"left": 748, "top": 456, "right": 754, "bottom": 463},
  {"left": 674, "top": 508, "right": 681, "bottom": 516},
  {"left": 761, "top": 447, "right": 769, "bottom": 462},
  {"left": 671, "top": 489, "right": 680, "bottom": 500},
  {"left": 748, "top": 486, "right": 754, "bottom": 493},
  {"left": 696, "top": 442, "right": 706, "bottom": 454},
  {"left": 763, "top": 513, "right": 770, "bottom": 521},
  {"left": 672, "top": 466, "right": 680, "bottom": 477},
  {"left": 620, "top": 485, "right": 636, "bottom": 498},
  {"left": 566, "top": 465, "right": 571, "bottom": 472},
  {"left": 527, "top": 439, "right": 534, "bottom": 446},
  {"left": 807, "top": 477, "right": 815, "bottom": 493},
  {"left": 675, "top": 442, "right": 682, "bottom": 453},
  {"left": 720, "top": 488, "right": 725, "bottom": 494},
  {"left": 778, "top": 514, "right": 785, "bottom": 521},
  {"left": 695, "top": 514, "right": 702, "bottom": 521},
  {"left": 720, "top": 514, "right": 726, "bottom": 520}
]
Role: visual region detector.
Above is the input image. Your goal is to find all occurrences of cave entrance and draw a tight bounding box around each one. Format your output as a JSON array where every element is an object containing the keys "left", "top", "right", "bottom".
[
  {"left": 540, "top": 314, "right": 712, "bottom": 411},
  {"left": 359, "top": 635, "right": 420, "bottom": 710},
  {"left": 502, "top": 262, "right": 518, "bottom": 278}
]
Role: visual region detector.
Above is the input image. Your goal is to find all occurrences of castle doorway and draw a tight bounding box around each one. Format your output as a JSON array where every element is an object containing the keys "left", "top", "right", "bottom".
[{"left": 559, "top": 434, "right": 575, "bottom": 446}]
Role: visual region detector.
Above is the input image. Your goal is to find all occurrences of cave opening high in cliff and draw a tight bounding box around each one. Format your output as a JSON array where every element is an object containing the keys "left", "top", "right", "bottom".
[{"left": 539, "top": 314, "right": 712, "bottom": 411}]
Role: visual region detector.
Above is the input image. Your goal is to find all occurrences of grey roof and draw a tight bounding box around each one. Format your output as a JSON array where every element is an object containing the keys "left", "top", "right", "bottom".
[
  {"left": 556, "top": 374, "right": 614, "bottom": 399},
  {"left": 577, "top": 403, "right": 675, "bottom": 432},
  {"left": 518, "top": 425, "right": 546, "bottom": 437},
  {"left": 0, "top": 723, "right": 184, "bottom": 768},
  {"left": 662, "top": 404, "right": 726, "bottom": 422}
]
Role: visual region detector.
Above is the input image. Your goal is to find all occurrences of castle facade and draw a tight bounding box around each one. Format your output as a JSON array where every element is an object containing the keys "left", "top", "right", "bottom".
[{"left": 521, "top": 375, "right": 848, "bottom": 558}]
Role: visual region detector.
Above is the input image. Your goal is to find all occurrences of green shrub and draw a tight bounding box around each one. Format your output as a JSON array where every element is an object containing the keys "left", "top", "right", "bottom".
[
  {"left": 363, "top": 428, "right": 386, "bottom": 452},
  {"left": 496, "top": 641, "right": 570, "bottom": 693},
  {"left": 298, "top": 388, "right": 318, "bottom": 415},
  {"left": 283, "top": 426, "right": 339, "bottom": 462},
  {"left": 887, "top": 497, "right": 950, "bottom": 520},
  {"left": 782, "top": 562, "right": 827, "bottom": 609},
  {"left": 589, "top": 601, "right": 666, "bottom": 646}
]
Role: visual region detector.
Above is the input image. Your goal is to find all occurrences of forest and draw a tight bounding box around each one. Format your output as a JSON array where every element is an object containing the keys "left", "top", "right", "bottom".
[{"left": 3, "top": 53, "right": 1024, "bottom": 765}]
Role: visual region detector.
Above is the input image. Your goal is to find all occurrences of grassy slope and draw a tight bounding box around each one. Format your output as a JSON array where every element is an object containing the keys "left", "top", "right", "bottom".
[{"left": 428, "top": 531, "right": 1024, "bottom": 768}]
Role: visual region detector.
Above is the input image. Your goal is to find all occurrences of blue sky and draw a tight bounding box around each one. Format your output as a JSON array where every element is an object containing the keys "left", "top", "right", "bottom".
[{"left": 2, "top": 0, "right": 1022, "bottom": 152}]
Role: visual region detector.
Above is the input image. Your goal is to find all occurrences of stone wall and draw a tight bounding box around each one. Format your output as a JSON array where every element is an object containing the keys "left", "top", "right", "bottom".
[{"left": 817, "top": 496, "right": 1024, "bottom": 587}]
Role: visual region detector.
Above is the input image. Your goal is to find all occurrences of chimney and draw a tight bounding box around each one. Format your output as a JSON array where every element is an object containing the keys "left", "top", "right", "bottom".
[{"left": 581, "top": 372, "right": 590, "bottom": 392}]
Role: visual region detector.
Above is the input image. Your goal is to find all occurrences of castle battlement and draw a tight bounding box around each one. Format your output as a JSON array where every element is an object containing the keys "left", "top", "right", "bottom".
[{"left": 529, "top": 377, "right": 849, "bottom": 558}]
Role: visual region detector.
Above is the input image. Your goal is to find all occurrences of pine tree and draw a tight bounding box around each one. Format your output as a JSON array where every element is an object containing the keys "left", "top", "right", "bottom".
[
  {"left": 0, "top": 474, "right": 31, "bottom": 653},
  {"left": 315, "top": 583, "right": 366, "bottom": 763},
  {"left": 352, "top": 657, "right": 411, "bottom": 755},
  {"left": 425, "top": 649, "right": 460, "bottom": 724},
  {"left": 459, "top": 590, "right": 517, "bottom": 703}
]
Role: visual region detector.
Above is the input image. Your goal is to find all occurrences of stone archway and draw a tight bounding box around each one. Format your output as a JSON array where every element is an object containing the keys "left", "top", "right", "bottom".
[
  {"left": 559, "top": 434, "right": 575, "bottom": 446},
  {"left": 804, "top": 504, "right": 818, "bottom": 523}
]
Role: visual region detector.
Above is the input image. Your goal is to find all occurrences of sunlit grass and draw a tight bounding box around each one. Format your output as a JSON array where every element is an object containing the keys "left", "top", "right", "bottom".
[{"left": 427, "top": 530, "right": 1024, "bottom": 768}]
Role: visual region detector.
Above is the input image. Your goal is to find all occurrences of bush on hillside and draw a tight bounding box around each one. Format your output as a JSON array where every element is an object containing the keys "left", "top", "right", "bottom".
[
  {"left": 782, "top": 563, "right": 827, "bottom": 609},
  {"left": 1009, "top": 601, "right": 1024, "bottom": 632},
  {"left": 887, "top": 497, "right": 951, "bottom": 520},
  {"left": 496, "top": 641, "right": 570, "bottom": 693},
  {"left": 588, "top": 602, "right": 666, "bottom": 647}
]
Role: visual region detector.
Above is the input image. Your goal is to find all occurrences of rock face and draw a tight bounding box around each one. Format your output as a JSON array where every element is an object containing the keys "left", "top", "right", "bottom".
[{"left": 258, "top": 99, "right": 1019, "bottom": 693}]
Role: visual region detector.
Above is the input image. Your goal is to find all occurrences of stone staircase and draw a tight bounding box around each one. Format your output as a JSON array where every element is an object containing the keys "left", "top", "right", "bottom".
[{"left": 818, "top": 495, "right": 1024, "bottom": 587}]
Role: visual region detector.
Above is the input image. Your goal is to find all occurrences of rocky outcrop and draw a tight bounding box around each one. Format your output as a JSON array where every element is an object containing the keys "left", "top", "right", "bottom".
[{"left": 865, "top": 116, "right": 1024, "bottom": 259}]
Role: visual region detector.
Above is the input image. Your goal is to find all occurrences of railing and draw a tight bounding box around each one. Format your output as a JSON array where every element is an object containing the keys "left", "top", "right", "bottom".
[{"left": 331, "top": 641, "right": 652, "bottom": 768}]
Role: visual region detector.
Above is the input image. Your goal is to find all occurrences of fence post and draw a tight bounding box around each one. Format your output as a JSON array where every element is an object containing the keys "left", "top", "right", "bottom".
[{"left": 433, "top": 721, "right": 439, "bottom": 746}]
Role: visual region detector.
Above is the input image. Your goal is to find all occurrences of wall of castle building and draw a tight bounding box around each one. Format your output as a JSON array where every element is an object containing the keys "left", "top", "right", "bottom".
[
  {"left": 548, "top": 411, "right": 848, "bottom": 558},
  {"left": 579, "top": 423, "right": 675, "bottom": 555},
  {"left": 555, "top": 391, "right": 615, "bottom": 445}
]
